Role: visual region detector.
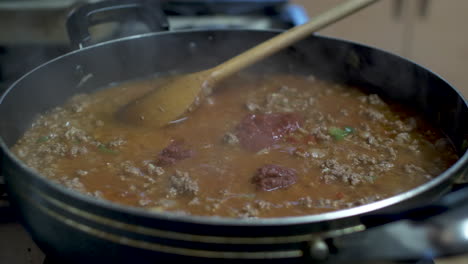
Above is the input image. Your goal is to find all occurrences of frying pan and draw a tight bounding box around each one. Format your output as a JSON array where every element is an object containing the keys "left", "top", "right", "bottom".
[{"left": 1, "top": 1, "right": 468, "bottom": 263}]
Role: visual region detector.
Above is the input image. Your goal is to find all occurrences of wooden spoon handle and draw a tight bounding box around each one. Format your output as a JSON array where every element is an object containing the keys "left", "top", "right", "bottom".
[{"left": 210, "top": 0, "right": 379, "bottom": 81}]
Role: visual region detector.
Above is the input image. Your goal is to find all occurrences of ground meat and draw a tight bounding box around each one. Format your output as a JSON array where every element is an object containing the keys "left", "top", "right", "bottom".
[
  {"left": 122, "top": 161, "right": 144, "bottom": 177},
  {"left": 357, "top": 96, "right": 367, "bottom": 103},
  {"left": 349, "top": 153, "right": 377, "bottom": 166},
  {"left": 311, "top": 126, "right": 331, "bottom": 142},
  {"left": 138, "top": 197, "right": 152, "bottom": 207},
  {"left": 238, "top": 203, "right": 259, "bottom": 218},
  {"left": 168, "top": 170, "right": 199, "bottom": 196},
  {"left": 317, "top": 198, "right": 341, "bottom": 209},
  {"left": 368, "top": 94, "right": 386, "bottom": 106},
  {"left": 347, "top": 195, "right": 383, "bottom": 207},
  {"left": 266, "top": 93, "right": 294, "bottom": 112},
  {"left": 294, "top": 148, "right": 310, "bottom": 158},
  {"left": 394, "top": 118, "right": 417, "bottom": 132},
  {"left": 298, "top": 196, "right": 313, "bottom": 208},
  {"left": 245, "top": 101, "right": 261, "bottom": 112},
  {"left": 314, "top": 112, "right": 325, "bottom": 123},
  {"left": 376, "top": 161, "right": 394, "bottom": 172},
  {"left": 61, "top": 177, "right": 86, "bottom": 192},
  {"left": 320, "top": 159, "right": 363, "bottom": 185},
  {"left": 366, "top": 135, "right": 380, "bottom": 147},
  {"left": 157, "top": 140, "right": 194, "bottom": 166},
  {"left": 75, "top": 170, "right": 88, "bottom": 176},
  {"left": 408, "top": 141, "right": 421, "bottom": 153},
  {"left": 206, "top": 97, "right": 215, "bottom": 105},
  {"left": 69, "top": 145, "right": 88, "bottom": 157},
  {"left": 255, "top": 200, "right": 273, "bottom": 210},
  {"left": 404, "top": 164, "right": 426, "bottom": 174},
  {"left": 187, "top": 197, "right": 200, "bottom": 206},
  {"left": 108, "top": 137, "right": 127, "bottom": 147},
  {"left": 38, "top": 142, "right": 68, "bottom": 156},
  {"left": 235, "top": 113, "right": 303, "bottom": 152},
  {"left": 395, "top": 132, "right": 411, "bottom": 144},
  {"left": 93, "top": 191, "right": 103, "bottom": 198},
  {"left": 146, "top": 163, "right": 164, "bottom": 176},
  {"left": 68, "top": 94, "right": 91, "bottom": 113},
  {"left": 326, "top": 114, "right": 336, "bottom": 124},
  {"left": 223, "top": 132, "right": 239, "bottom": 145},
  {"left": 384, "top": 145, "right": 398, "bottom": 160},
  {"left": 360, "top": 108, "right": 386, "bottom": 122},
  {"left": 64, "top": 127, "right": 90, "bottom": 143},
  {"left": 358, "top": 130, "right": 371, "bottom": 140},
  {"left": 252, "top": 164, "right": 297, "bottom": 191},
  {"left": 308, "top": 97, "right": 316, "bottom": 106},
  {"left": 309, "top": 148, "right": 328, "bottom": 158}
]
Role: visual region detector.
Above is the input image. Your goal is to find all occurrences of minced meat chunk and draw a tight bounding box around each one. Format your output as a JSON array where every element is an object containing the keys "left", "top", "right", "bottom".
[
  {"left": 368, "top": 94, "right": 386, "bottom": 106},
  {"left": 157, "top": 140, "right": 194, "bottom": 166},
  {"left": 168, "top": 170, "right": 199, "bottom": 196},
  {"left": 147, "top": 163, "right": 165, "bottom": 176},
  {"left": 235, "top": 112, "right": 303, "bottom": 152},
  {"left": 223, "top": 132, "right": 239, "bottom": 145},
  {"left": 238, "top": 203, "right": 259, "bottom": 218},
  {"left": 394, "top": 118, "right": 417, "bottom": 132},
  {"left": 320, "top": 159, "right": 363, "bottom": 185},
  {"left": 395, "top": 132, "right": 411, "bottom": 144},
  {"left": 64, "top": 127, "right": 91, "bottom": 143},
  {"left": 69, "top": 145, "right": 88, "bottom": 157},
  {"left": 252, "top": 164, "right": 297, "bottom": 191},
  {"left": 403, "top": 164, "right": 426, "bottom": 174},
  {"left": 360, "top": 108, "right": 386, "bottom": 122},
  {"left": 38, "top": 142, "right": 68, "bottom": 156},
  {"left": 122, "top": 161, "right": 144, "bottom": 177},
  {"left": 108, "top": 137, "right": 127, "bottom": 147},
  {"left": 311, "top": 126, "right": 331, "bottom": 142}
]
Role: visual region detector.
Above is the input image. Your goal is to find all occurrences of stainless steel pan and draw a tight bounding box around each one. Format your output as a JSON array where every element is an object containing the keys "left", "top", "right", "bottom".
[{"left": 1, "top": 1, "right": 468, "bottom": 263}]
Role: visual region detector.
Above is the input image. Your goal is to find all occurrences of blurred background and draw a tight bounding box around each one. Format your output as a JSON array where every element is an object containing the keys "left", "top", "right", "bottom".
[
  {"left": 294, "top": 0, "right": 468, "bottom": 99},
  {"left": 0, "top": 0, "right": 467, "bottom": 264},
  {"left": 0, "top": 0, "right": 467, "bottom": 97}
]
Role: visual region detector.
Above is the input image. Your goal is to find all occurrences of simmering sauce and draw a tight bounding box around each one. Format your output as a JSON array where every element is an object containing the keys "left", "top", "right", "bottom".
[{"left": 12, "top": 73, "right": 458, "bottom": 218}]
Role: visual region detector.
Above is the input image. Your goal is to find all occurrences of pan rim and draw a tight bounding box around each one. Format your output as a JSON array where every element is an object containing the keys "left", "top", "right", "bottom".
[{"left": 1, "top": 28, "right": 467, "bottom": 228}]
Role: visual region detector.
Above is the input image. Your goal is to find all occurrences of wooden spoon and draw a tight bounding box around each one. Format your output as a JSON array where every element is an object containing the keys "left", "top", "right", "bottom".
[{"left": 120, "top": 0, "right": 379, "bottom": 127}]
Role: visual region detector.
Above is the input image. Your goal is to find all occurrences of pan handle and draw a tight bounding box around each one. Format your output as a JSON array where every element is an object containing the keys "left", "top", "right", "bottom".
[
  {"left": 66, "top": 0, "right": 169, "bottom": 50},
  {"left": 321, "top": 182, "right": 468, "bottom": 263}
]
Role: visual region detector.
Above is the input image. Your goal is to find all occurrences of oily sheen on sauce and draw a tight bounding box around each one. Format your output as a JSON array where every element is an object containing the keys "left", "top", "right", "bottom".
[{"left": 12, "top": 73, "right": 457, "bottom": 218}]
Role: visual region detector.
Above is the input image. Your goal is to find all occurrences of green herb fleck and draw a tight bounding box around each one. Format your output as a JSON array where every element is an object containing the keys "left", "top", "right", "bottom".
[
  {"left": 36, "top": 136, "right": 50, "bottom": 143},
  {"left": 344, "top": 126, "right": 354, "bottom": 134},
  {"left": 329, "top": 126, "right": 354, "bottom": 140},
  {"left": 98, "top": 144, "right": 118, "bottom": 154}
]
